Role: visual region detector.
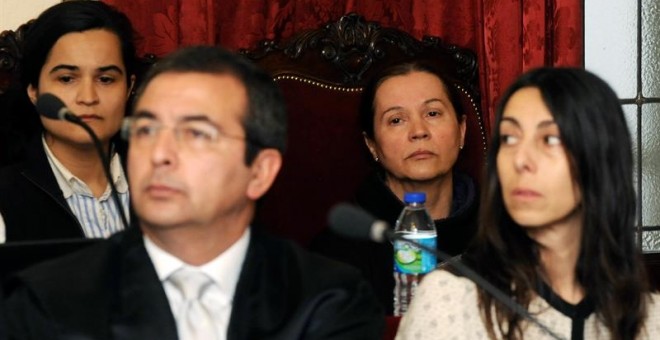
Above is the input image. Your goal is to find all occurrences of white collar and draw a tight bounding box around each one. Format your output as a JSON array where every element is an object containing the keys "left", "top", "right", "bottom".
[
  {"left": 42, "top": 135, "right": 128, "bottom": 198},
  {"left": 144, "top": 228, "right": 250, "bottom": 299}
]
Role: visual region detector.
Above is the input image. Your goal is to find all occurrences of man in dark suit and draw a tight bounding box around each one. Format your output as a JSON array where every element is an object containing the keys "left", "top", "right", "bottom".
[{"left": 4, "top": 46, "right": 384, "bottom": 340}]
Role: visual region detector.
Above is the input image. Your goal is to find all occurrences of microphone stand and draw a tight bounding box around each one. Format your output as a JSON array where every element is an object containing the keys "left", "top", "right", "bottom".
[
  {"left": 63, "top": 115, "right": 130, "bottom": 231},
  {"left": 391, "top": 234, "right": 566, "bottom": 340}
]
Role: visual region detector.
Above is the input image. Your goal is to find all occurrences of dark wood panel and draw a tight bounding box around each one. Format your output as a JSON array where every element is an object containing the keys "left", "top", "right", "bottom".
[{"left": 645, "top": 252, "right": 660, "bottom": 291}]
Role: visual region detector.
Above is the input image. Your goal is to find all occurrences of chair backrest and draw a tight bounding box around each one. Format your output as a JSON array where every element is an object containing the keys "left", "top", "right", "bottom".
[
  {"left": 241, "top": 13, "right": 488, "bottom": 247},
  {"left": 645, "top": 253, "right": 660, "bottom": 291},
  {"left": 0, "top": 22, "right": 34, "bottom": 167},
  {"left": 0, "top": 239, "right": 100, "bottom": 283},
  {"left": 0, "top": 23, "right": 28, "bottom": 95}
]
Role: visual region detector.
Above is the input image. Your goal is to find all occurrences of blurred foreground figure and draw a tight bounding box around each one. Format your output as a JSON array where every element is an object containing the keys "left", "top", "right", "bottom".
[{"left": 4, "top": 46, "right": 384, "bottom": 340}]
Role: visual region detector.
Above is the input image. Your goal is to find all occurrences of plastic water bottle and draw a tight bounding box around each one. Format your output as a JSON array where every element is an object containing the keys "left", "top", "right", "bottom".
[{"left": 393, "top": 192, "right": 437, "bottom": 316}]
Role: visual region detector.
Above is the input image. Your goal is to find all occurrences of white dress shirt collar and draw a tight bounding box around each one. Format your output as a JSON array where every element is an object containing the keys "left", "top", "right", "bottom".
[
  {"left": 144, "top": 227, "right": 250, "bottom": 300},
  {"left": 42, "top": 135, "right": 128, "bottom": 198}
]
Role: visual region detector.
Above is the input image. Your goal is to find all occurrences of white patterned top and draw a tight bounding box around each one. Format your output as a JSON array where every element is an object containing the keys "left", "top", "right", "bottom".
[{"left": 396, "top": 270, "right": 660, "bottom": 340}]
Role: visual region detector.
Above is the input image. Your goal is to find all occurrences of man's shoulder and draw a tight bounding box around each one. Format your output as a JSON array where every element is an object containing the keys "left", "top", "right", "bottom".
[
  {"left": 0, "top": 162, "right": 26, "bottom": 187},
  {"left": 250, "top": 230, "right": 364, "bottom": 283},
  {"left": 6, "top": 231, "right": 129, "bottom": 294},
  {"left": 252, "top": 230, "right": 359, "bottom": 267},
  {"left": 233, "top": 230, "right": 385, "bottom": 339}
]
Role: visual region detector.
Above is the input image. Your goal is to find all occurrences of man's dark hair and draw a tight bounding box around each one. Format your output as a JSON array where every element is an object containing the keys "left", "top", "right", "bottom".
[{"left": 134, "top": 45, "right": 287, "bottom": 165}]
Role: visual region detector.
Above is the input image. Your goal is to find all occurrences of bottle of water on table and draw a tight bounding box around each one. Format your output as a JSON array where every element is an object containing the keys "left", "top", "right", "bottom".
[{"left": 393, "top": 192, "right": 437, "bottom": 316}]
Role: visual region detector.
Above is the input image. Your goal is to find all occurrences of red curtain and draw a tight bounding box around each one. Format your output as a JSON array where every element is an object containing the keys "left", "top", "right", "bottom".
[{"left": 102, "top": 0, "right": 583, "bottom": 132}]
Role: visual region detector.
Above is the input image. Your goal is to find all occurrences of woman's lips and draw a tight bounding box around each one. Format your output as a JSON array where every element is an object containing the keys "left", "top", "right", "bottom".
[
  {"left": 511, "top": 188, "right": 542, "bottom": 201},
  {"left": 77, "top": 114, "right": 102, "bottom": 122},
  {"left": 407, "top": 150, "right": 435, "bottom": 159}
]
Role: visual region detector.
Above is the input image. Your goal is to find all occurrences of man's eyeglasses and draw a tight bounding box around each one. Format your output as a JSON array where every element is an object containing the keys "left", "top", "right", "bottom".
[{"left": 121, "top": 116, "right": 247, "bottom": 151}]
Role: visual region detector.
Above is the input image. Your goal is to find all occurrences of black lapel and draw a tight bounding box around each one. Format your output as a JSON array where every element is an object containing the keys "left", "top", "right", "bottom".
[
  {"left": 109, "top": 227, "right": 179, "bottom": 340},
  {"left": 227, "top": 231, "right": 292, "bottom": 340},
  {"left": 20, "top": 136, "right": 74, "bottom": 213},
  {"left": 227, "top": 232, "right": 262, "bottom": 340}
]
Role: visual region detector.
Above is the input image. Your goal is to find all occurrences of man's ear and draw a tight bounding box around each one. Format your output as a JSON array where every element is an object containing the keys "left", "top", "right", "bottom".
[
  {"left": 246, "top": 149, "right": 282, "bottom": 200},
  {"left": 27, "top": 84, "right": 38, "bottom": 105}
]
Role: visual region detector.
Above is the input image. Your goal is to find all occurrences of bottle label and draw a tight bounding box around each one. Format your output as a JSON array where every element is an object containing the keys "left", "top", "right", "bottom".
[{"left": 393, "top": 236, "right": 437, "bottom": 274}]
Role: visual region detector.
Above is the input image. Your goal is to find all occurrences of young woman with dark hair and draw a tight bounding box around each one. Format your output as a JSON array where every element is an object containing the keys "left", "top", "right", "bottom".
[
  {"left": 397, "top": 67, "right": 659, "bottom": 339},
  {"left": 0, "top": 1, "right": 137, "bottom": 242}
]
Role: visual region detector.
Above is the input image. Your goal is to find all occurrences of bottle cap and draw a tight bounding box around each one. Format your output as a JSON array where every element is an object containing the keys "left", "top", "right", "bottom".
[{"left": 403, "top": 192, "right": 426, "bottom": 204}]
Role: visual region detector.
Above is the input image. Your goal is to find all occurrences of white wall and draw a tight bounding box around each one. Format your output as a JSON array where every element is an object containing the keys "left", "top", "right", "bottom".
[
  {"left": 585, "top": 0, "right": 637, "bottom": 99},
  {"left": 585, "top": 0, "right": 660, "bottom": 251},
  {"left": 0, "top": 0, "right": 59, "bottom": 32}
]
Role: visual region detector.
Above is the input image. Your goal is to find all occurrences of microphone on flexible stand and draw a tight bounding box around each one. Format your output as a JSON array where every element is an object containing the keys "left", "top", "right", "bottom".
[
  {"left": 328, "top": 203, "right": 565, "bottom": 340},
  {"left": 36, "top": 93, "right": 130, "bottom": 231}
]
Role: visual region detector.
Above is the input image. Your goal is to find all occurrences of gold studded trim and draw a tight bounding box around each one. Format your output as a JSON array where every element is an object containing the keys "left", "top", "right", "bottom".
[
  {"left": 274, "top": 75, "right": 362, "bottom": 92},
  {"left": 274, "top": 75, "right": 488, "bottom": 155},
  {"left": 456, "top": 84, "right": 488, "bottom": 156}
]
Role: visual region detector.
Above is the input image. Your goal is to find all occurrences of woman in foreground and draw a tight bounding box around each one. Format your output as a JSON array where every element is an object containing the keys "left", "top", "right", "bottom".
[{"left": 397, "top": 67, "right": 660, "bottom": 339}]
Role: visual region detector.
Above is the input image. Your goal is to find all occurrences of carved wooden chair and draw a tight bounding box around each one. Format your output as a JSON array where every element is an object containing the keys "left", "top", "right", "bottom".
[
  {"left": 0, "top": 22, "right": 34, "bottom": 167},
  {"left": 0, "top": 22, "right": 27, "bottom": 95},
  {"left": 241, "top": 13, "right": 488, "bottom": 248}
]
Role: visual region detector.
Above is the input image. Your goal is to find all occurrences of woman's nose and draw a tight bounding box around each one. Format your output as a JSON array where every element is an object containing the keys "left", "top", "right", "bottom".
[
  {"left": 76, "top": 79, "right": 100, "bottom": 106},
  {"left": 409, "top": 119, "right": 430, "bottom": 141},
  {"left": 513, "top": 142, "right": 536, "bottom": 173}
]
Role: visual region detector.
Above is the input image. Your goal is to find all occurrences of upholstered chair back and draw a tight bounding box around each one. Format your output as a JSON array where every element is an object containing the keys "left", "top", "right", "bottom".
[{"left": 241, "top": 13, "right": 487, "bottom": 247}]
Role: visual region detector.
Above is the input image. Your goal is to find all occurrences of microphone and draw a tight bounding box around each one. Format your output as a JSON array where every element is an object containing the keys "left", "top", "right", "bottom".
[
  {"left": 328, "top": 203, "right": 565, "bottom": 340},
  {"left": 36, "top": 93, "right": 81, "bottom": 122},
  {"left": 35, "top": 93, "right": 130, "bottom": 232},
  {"left": 328, "top": 204, "right": 391, "bottom": 243}
]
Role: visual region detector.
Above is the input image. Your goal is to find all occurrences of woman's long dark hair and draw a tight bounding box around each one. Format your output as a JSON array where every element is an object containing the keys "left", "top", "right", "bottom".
[{"left": 463, "top": 67, "right": 648, "bottom": 339}]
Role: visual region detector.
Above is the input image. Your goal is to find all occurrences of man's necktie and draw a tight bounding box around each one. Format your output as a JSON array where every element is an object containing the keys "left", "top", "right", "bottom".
[{"left": 168, "top": 267, "right": 218, "bottom": 340}]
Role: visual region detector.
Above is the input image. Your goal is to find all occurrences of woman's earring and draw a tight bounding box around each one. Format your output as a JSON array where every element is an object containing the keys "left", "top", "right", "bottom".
[
  {"left": 374, "top": 155, "right": 379, "bottom": 162},
  {"left": 459, "top": 145, "right": 464, "bottom": 150}
]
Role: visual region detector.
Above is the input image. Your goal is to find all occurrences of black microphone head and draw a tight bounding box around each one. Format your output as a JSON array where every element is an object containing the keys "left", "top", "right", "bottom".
[
  {"left": 328, "top": 203, "right": 390, "bottom": 242},
  {"left": 36, "top": 93, "right": 67, "bottom": 120}
]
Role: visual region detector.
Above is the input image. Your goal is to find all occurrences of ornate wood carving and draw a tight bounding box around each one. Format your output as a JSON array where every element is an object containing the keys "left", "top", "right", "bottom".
[
  {"left": 241, "top": 13, "right": 478, "bottom": 95},
  {"left": 0, "top": 21, "right": 32, "bottom": 94}
]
